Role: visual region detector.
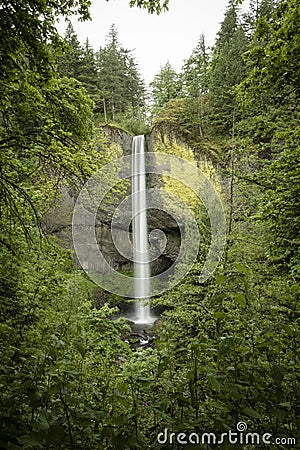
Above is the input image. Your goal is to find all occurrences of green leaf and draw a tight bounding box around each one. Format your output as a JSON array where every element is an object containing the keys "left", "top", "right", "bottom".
[
  {"left": 18, "top": 433, "right": 43, "bottom": 448},
  {"left": 74, "top": 340, "right": 86, "bottom": 357},
  {"left": 219, "top": 336, "right": 235, "bottom": 356},
  {"left": 157, "top": 356, "right": 169, "bottom": 375},
  {"left": 278, "top": 402, "right": 291, "bottom": 408},
  {"left": 214, "top": 311, "right": 228, "bottom": 319},
  {"left": 243, "top": 406, "right": 261, "bottom": 419},
  {"left": 271, "top": 365, "right": 286, "bottom": 385},
  {"left": 207, "top": 374, "right": 221, "bottom": 392},
  {"left": 235, "top": 293, "right": 247, "bottom": 307},
  {"left": 270, "top": 407, "right": 287, "bottom": 422},
  {"left": 215, "top": 274, "right": 227, "bottom": 284},
  {"left": 111, "top": 415, "right": 129, "bottom": 426},
  {"left": 234, "top": 262, "right": 249, "bottom": 273},
  {"left": 150, "top": 407, "right": 174, "bottom": 423},
  {"left": 32, "top": 413, "right": 49, "bottom": 432}
]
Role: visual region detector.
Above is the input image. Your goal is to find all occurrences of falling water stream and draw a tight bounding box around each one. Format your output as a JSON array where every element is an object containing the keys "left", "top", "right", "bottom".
[{"left": 131, "top": 135, "right": 155, "bottom": 325}]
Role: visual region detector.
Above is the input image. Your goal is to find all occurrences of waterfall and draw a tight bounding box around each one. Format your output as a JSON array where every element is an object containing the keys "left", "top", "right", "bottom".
[{"left": 131, "top": 135, "right": 153, "bottom": 324}]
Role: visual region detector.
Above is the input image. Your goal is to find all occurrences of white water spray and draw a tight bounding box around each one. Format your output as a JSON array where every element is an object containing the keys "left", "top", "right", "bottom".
[{"left": 132, "top": 136, "right": 154, "bottom": 324}]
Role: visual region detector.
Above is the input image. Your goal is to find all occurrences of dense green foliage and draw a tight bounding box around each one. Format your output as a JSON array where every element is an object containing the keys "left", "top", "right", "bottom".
[
  {"left": 96, "top": 25, "right": 146, "bottom": 125},
  {"left": 57, "top": 23, "right": 146, "bottom": 132},
  {"left": 1, "top": 0, "right": 299, "bottom": 448},
  {"left": 149, "top": 62, "right": 182, "bottom": 115}
]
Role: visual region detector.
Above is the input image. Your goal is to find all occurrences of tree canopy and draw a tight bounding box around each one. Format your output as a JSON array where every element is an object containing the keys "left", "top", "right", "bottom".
[{"left": 129, "top": 0, "right": 169, "bottom": 14}]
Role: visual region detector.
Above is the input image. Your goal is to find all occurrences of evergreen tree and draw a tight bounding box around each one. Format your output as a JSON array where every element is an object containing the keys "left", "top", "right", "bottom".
[
  {"left": 242, "top": 0, "right": 276, "bottom": 39},
  {"left": 58, "top": 22, "right": 83, "bottom": 79},
  {"left": 208, "top": 1, "right": 249, "bottom": 132},
  {"left": 57, "top": 27, "right": 100, "bottom": 109},
  {"left": 181, "top": 34, "right": 209, "bottom": 99},
  {"left": 149, "top": 61, "right": 181, "bottom": 114},
  {"left": 77, "top": 38, "right": 100, "bottom": 105},
  {"left": 217, "top": 0, "right": 239, "bottom": 45},
  {"left": 180, "top": 34, "right": 210, "bottom": 138},
  {"left": 243, "top": 0, "right": 300, "bottom": 104},
  {"left": 96, "top": 24, "right": 146, "bottom": 121},
  {"left": 124, "top": 54, "right": 146, "bottom": 111}
]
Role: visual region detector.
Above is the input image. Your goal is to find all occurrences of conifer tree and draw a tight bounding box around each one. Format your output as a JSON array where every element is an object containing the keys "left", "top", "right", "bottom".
[
  {"left": 208, "top": 1, "right": 249, "bottom": 132},
  {"left": 181, "top": 34, "right": 209, "bottom": 99},
  {"left": 78, "top": 38, "right": 100, "bottom": 105},
  {"left": 96, "top": 24, "right": 145, "bottom": 121},
  {"left": 124, "top": 54, "right": 146, "bottom": 111},
  {"left": 180, "top": 34, "right": 209, "bottom": 137},
  {"left": 242, "top": 0, "right": 275, "bottom": 38},
  {"left": 149, "top": 61, "right": 181, "bottom": 114},
  {"left": 58, "top": 22, "right": 83, "bottom": 79}
]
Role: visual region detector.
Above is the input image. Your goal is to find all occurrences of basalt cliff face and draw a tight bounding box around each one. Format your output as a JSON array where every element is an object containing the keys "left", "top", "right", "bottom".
[
  {"left": 44, "top": 125, "right": 178, "bottom": 275},
  {"left": 44, "top": 124, "right": 223, "bottom": 277}
]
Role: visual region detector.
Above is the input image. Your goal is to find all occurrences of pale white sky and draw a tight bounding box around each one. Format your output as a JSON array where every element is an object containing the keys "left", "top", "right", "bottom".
[{"left": 57, "top": 0, "right": 245, "bottom": 84}]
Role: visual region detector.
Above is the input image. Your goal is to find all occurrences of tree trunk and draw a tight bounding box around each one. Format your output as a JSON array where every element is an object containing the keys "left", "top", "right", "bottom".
[{"left": 103, "top": 98, "right": 107, "bottom": 122}]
